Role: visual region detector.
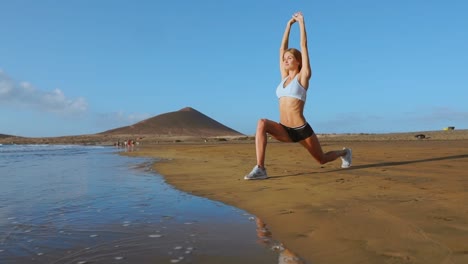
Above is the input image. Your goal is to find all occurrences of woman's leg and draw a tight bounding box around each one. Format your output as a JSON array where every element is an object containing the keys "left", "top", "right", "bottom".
[
  {"left": 255, "top": 119, "right": 291, "bottom": 167},
  {"left": 299, "top": 133, "right": 347, "bottom": 165}
]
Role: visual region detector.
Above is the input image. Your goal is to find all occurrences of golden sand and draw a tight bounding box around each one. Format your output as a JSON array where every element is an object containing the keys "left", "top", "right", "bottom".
[{"left": 125, "top": 134, "right": 468, "bottom": 264}]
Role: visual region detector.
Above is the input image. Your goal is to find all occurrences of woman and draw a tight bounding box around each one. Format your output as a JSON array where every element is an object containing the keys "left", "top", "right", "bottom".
[{"left": 244, "top": 12, "right": 352, "bottom": 180}]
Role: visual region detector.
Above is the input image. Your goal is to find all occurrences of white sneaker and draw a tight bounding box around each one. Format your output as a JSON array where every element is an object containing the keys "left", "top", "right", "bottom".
[
  {"left": 341, "top": 148, "right": 352, "bottom": 168},
  {"left": 244, "top": 165, "right": 268, "bottom": 180}
]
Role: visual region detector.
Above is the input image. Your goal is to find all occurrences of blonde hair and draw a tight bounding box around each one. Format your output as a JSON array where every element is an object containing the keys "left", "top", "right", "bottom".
[{"left": 285, "top": 48, "right": 302, "bottom": 71}]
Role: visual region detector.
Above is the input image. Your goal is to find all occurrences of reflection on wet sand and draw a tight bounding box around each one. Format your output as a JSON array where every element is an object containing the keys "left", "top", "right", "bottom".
[{"left": 255, "top": 218, "right": 306, "bottom": 264}]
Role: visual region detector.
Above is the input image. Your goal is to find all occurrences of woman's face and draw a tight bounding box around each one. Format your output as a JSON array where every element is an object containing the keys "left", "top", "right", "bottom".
[{"left": 283, "top": 52, "right": 300, "bottom": 71}]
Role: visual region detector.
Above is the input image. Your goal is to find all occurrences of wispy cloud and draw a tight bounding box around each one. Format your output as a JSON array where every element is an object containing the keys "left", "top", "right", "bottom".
[
  {"left": 94, "top": 111, "right": 152, "bottom": 130},
  {"left": 0, "top": 70, "right": 88, "bottom": 114},
  {"left": 97, "top": 111, "right": 151, "bottom": 124},
  {"left": 317, "top": 107, "right": 468, "bottom": 133},
  {"left": 408, "top": 106, "right": 468, "bottom": 123}
]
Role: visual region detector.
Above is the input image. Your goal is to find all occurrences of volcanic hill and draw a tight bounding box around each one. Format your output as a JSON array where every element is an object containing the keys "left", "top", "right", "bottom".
[
  {"left": 100, "top": 107, "right": 244, "bottom": 137},
  {"left": 0, "top": 134, "right": 13, "bottom": 139}
]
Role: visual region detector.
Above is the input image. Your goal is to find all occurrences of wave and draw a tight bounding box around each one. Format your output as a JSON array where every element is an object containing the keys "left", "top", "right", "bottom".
[{"left": 0, "top": 144, "right": 108, "bottom": 154}]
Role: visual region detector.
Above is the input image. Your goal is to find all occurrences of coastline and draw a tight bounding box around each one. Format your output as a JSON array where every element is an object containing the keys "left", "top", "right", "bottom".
[
  {"left": 2, "top": 129, "right": 468, "bottom": 145},
  {"left": 125, "top": 135, "right": 468, "bottom": 264}
]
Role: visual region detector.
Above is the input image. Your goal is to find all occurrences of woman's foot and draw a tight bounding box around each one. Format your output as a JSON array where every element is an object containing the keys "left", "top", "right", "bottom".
[
  {"left": 244, "top": 165, "right": 268, "bottom": 180},
  {"left": 341, "top": 148, "right": 352, "bottom": 168}
]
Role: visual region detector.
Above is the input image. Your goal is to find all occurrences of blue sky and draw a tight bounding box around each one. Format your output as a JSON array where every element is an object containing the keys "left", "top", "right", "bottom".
[{"left": 1, "top": 0, "right": 467, "bottom": 137}]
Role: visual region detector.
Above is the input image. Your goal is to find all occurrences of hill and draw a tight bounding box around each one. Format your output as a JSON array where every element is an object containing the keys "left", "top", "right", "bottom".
[
  {"left": 100, "top": 107, "right": 244, "bottom": 137},
  {"left": 0, "top": 134, "right": 13, "bottom": 139}
]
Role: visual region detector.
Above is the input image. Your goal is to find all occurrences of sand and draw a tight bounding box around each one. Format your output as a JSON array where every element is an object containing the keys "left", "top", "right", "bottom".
[{"left": 123, "top": 134, "right": 468, "bottom": 264}]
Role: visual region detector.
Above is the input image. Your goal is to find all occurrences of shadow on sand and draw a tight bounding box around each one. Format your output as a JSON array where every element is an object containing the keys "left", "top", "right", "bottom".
[{"left": 271, "top": 154, "right": 468, "bottom": 178}]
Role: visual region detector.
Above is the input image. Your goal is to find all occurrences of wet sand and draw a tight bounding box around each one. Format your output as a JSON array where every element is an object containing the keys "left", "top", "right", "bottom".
[
  {"left": 0, "top": 145, "right": 283, "bottom": 264},
  {"left": 126, "top": 133, "right": 468, "bottom": 264}
]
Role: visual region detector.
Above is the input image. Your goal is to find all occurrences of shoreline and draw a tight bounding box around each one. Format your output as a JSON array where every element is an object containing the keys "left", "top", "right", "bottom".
[
  {"left": 125, "top": 138, "right": 468, "bottom": 264},
  {"left": 2, "top": 129, "right": 468, "bottom": 145}
]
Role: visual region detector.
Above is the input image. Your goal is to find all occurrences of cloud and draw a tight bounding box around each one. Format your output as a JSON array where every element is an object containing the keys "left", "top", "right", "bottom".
[
  {"left": 316, "top": 106, "right": 468, "bottom": 133},
  {"left": 94, "top": 111, "right": 152, "bottom": 130},
  {"left": 432, "top": 107, "right": 468, "bottom": 121},
  {"left": 0, "top": 70, "right": 88, "bottom": 115},
  {"left": 413, "top": 107, "right": 468, "bottom": 122},
  {"left": 98, "top": 111, "right": 151, "bottom": 124}
]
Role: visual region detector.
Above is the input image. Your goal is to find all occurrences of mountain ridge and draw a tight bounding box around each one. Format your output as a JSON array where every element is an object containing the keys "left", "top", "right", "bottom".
[
  {"left": 100, "top": 107, "right": 244, "bottom": 137},
  {"left": 0, "top": 134, "right": 14, "bottom": 139}
]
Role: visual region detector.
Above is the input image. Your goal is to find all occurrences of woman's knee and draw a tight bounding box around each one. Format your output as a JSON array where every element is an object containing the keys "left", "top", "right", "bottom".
[
  {"left": 310, "top": 153, "right": 326, "bottom": 164},
  {"left": 317, "top": 157, "right": 327, "bottom": 165},
  {"left": 256, "top": 118, "right": 269, "bottom": 131},
  {"left": 304, "top": 146, "right": 327, "bottom": 164}
]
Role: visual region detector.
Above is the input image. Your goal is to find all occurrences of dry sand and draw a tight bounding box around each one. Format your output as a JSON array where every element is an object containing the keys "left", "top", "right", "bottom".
[{"left": 123, "top": 133, "right": 467, "bottom": 263}]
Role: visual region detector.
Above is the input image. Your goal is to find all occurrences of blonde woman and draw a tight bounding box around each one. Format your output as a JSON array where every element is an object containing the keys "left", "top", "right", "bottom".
[{"left": 245, "top": 12, "right": 352, "bottom": 180}]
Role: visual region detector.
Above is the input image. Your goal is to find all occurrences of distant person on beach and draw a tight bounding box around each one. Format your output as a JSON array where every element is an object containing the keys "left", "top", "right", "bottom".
[{"left": 244, "top": 12, "right": 352, "bottom": 180}]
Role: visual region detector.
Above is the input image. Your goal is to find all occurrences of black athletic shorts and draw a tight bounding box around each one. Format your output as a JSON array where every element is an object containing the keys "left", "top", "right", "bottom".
[{"left": 280, "top": 122, "right": 315, "bottom": 142}]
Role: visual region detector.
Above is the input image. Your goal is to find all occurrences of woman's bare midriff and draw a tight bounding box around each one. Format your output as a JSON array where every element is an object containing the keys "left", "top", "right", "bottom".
[{"left": 278, "top": 98, "right": 306, "bottom": 127}]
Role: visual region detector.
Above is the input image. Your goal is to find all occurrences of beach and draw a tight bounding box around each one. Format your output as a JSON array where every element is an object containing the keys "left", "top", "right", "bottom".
[{"left": 126, "top": 133, "right": 468, "bottom": 264}]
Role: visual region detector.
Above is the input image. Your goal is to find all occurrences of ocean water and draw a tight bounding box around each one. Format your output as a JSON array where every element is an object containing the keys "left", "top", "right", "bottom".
[{"left": 0, "top": 144, "right": 292, "bottom": 264}]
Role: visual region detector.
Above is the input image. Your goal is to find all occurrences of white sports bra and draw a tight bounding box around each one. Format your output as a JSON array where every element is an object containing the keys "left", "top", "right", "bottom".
[{"left": 276, "top": 75, "right": 307, "bottom": 102}]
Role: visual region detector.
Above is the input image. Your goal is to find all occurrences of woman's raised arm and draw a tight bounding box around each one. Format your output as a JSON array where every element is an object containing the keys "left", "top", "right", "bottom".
[
  {"left": 280, "top": 18, "right": 296, "bottom": 78},
  {"left": 294, "top": 12, "right": 312, "bottom": 85}
]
